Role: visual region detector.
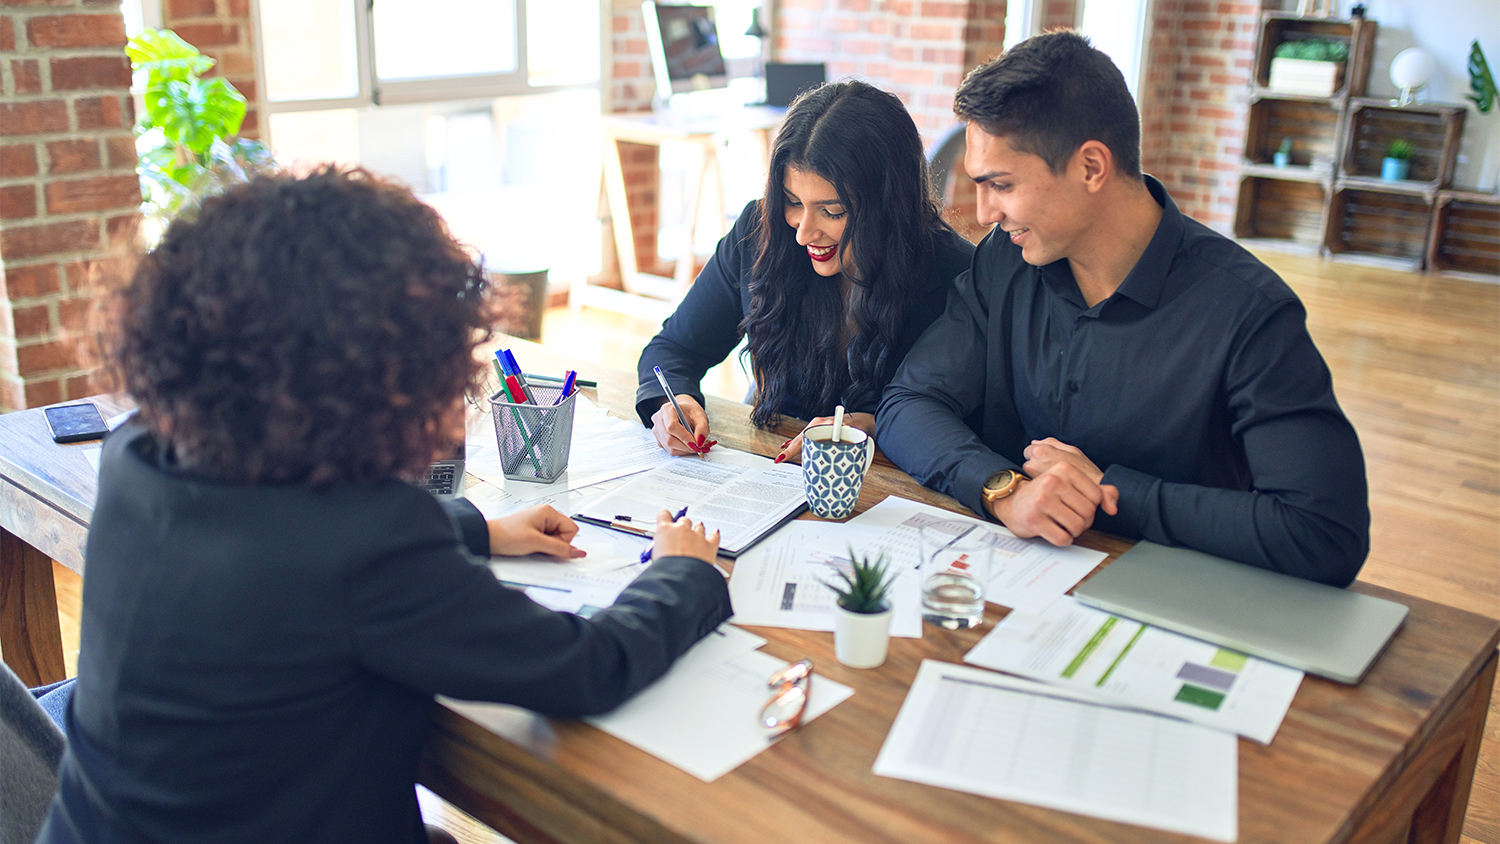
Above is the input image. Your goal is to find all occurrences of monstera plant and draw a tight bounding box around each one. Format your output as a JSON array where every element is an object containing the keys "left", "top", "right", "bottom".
[{"left": 127, "top": 29, "right": 274, "bottom": 230}]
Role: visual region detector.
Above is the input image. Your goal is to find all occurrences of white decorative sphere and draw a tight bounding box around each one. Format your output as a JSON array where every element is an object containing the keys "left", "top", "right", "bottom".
[{"left": 1390, "top": 48, "right": 1436, "bottom": 90}]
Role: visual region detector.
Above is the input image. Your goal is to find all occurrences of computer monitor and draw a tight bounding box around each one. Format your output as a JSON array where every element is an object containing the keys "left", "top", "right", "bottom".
[{"left": 642, "top": 2, "right": 729, "bottom": 102}]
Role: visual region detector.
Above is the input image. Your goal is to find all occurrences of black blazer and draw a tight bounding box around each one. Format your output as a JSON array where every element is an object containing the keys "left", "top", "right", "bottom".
[{"left": 40, "top": 424, "right": 731, "bottom": 844}]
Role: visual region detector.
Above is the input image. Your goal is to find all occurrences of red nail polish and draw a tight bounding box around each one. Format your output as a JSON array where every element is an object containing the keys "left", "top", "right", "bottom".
[
  {"left": 697, "top": 435, "right": 706, "bottom": 447},
  {"left": 774, "top": 453, "right": 786, "bottom": 464},
  {"left": 781, "top": 439, "right": 791, "bottom": 448}
]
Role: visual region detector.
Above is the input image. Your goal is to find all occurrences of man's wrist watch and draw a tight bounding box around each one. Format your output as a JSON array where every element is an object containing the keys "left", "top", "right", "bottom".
[{"left": 980, "top": 469, "right": 1027, "bottom": 509}]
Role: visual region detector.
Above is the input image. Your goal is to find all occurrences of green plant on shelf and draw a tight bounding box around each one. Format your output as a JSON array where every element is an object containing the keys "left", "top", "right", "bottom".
[
  {"left": 127, "top": 28, "right": 275, "bottom": 230},
  {"left": 1273, "top": 38, "right": 1350, "bottom": 63},
  {"left": 1387, "top": 139, "right": 1416, "bottom": 161},
  {"left": 825, "top": 549, "right": 894, "bottom": 614},
  {"left": 1278, "top": 137, "right": 1293, "bottom": 156},
  {"left": 1469, "top": 40, "right": 1495, "bottom": 114}
]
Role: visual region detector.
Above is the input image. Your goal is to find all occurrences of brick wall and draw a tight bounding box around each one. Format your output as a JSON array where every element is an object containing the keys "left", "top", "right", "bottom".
[
  {"left": 1137, "top": 1, "right": 1265, "bottom": 231},
  {"left": 0, "top": 1, "right": 139, "bottom": 410},
  {"left": 160, "top": 0, "right": 261, "bottom": 140},
  {"left": 600, "top": 0, "right": 661, "bottom": 282}
]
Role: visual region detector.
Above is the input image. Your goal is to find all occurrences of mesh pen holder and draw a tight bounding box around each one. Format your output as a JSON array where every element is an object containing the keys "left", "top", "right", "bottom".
[{"left": 491, "top": 386, "right": 576, "bottom": 483}]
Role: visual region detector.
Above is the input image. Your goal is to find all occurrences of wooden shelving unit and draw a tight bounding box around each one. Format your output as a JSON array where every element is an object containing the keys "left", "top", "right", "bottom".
[
  {"left": 1427, "top": 190, "right": 1500, "bottom": 276},
  {"left": 1234, "top": 12, "right": 1494, "bottom": 276}
]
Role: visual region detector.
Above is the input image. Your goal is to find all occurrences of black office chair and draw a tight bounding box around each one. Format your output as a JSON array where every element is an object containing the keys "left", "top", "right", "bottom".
[{"left": 0, "top": 664, "right": 66, "bottom": 844}]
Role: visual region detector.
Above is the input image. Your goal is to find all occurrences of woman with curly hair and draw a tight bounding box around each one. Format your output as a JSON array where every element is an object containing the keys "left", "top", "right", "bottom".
[
  {"left": 636, "top": 80, "right": 974, "bottom": 461},
  {"left": 38, "top": 167, "right": 730, "bottom": 844}
]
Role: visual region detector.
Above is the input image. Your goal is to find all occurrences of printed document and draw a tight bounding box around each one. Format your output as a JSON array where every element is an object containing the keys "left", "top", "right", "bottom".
[
  {"left": 728, "top": 521, "right": 923, "bottom": 637},
  {"left": 847, "top": 497, "right": 1105, "bottom": 611},
  {"left": 575, "top": 450, "right": 806, "bottom": 556},
  {"left": 587, "top": 627, "right": 854, "bottom": 781},
  {"left": 487, "top": 522, "right": 651, "bottom": 616},
  {"left": 965, "top": 595, "right": 1303, "bottom": 743},
  {"left": 874, "top": 661, "right": 1237, "bottom": 842}
]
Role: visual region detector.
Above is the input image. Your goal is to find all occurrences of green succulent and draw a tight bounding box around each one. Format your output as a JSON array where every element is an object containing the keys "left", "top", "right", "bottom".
[
  {"left": 1274, "top": 39, "right": 1350, "bottom": 63},
  {"left": 1387, "top": 139, "right": 1416, "bottom": 161},
  {"left": 825, "top": 549, "right": 894, "bottom": 614}
]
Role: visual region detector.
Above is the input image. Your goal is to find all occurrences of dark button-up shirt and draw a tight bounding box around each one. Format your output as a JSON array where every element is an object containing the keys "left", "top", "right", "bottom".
[{"left": 877, "top": 176, "right": 1369, "bottom": 585}]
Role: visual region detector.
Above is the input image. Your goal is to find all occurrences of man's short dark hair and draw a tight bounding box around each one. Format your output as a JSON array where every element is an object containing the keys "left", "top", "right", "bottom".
[{"left": 954, "top": 30, "right": 1142, "bottom": 179}]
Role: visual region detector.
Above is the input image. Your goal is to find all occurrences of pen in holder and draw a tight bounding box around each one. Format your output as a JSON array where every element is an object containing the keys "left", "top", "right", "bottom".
[{"left": 491, "top": 385, "right": 577, "bottom": 483}]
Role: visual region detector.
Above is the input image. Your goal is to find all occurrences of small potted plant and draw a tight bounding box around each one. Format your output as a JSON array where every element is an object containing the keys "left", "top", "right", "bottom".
[
  {"left": 1269, "top": 38, "right": 1349, "bottom": 96},
  {"left": 1274, "top": 137, "right": 1293, "bottom": 168},
  {"left": 826, "top": 549, "right": 896, "bottom": 669},
  {"left": 1382, "top": 139, "right": 1415, "bottom": 181}
]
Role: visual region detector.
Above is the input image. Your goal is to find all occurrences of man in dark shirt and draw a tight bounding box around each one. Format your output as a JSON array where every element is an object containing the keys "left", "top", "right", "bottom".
[{"left": 876, "top": 31, "right": 1369, "bottom": 586}]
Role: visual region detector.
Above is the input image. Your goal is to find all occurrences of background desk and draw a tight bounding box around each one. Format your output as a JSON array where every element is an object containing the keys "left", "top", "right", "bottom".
[
  {"left": 0, "top": 352, "right": 1491, "bottom": 844},
  {"left": 582, "top": 108, "right": 781, "bottom": 318}
]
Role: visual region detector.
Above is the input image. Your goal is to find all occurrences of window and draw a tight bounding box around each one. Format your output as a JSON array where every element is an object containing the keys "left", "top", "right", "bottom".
[
  {"left": 1077, "top": 0, "right": 1153, "bottom": 99},
  {"left": 258, "top": 0, "right": 599, "bottom": 112}
]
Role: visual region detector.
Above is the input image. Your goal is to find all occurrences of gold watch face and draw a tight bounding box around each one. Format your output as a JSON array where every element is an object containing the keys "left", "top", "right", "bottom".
[{"left": 983, "top": 470, "right": 1021, "bottom": 500}]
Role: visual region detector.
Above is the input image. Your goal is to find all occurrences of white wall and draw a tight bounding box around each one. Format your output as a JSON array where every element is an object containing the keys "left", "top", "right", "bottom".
[{"left": 1358, "top": 0, "right": 1500, "bottom": 190}]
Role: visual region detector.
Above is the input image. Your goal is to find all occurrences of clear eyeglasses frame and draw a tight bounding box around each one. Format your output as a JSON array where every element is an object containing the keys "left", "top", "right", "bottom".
[{"left": 760, "top": 658, "right": 813, "bottom": 738}]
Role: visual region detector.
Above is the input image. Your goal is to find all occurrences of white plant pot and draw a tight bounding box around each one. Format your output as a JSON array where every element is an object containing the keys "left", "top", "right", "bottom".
[{"left": 834, "top": 604, "right": 893, "bottom": 669}]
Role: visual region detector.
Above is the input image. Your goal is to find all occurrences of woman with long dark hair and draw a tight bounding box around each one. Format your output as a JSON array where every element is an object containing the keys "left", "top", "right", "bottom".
[
  {"left": 637, "top": 80, "right": 974, "bottom": 461},
  {"left": 39, "top": 167, "right": 729, "bottom": 844}
]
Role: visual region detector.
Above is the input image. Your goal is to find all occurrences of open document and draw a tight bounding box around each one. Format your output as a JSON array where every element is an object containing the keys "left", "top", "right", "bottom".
[
  {"left": 486, "top": 522, "right": 652, "bottom": 616},
  {"left": 847, "top": 497, "right": 1106, "bottom": 612},
  {"left": 575, "top": 449, "right": 807, "bottom": 557},
  {"left": 874, "top": 661, "right": 1237, "bottom": 842},
  {"left": 728, "top": 521, "right": 923, "bottom": 637},
  {"left": 965, "top": 595, "right": 1303, "bottom": 743}
]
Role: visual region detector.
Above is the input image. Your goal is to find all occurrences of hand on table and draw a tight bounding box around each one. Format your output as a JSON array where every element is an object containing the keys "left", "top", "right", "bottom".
[
  {"left": 651, "top": 509, "right": 720, "bottom": 564},
  {"left": 650, "top": 395, "right": 717, "bottom": 457},
  {"left": 488, "top": 504, "right": 586, "bottom": 559},
  {"left": 775, "top": 412, "right": 876, "bottom": 464},
  {"left": 991, "top": 447, "right": 1119, "bottom": 546}
]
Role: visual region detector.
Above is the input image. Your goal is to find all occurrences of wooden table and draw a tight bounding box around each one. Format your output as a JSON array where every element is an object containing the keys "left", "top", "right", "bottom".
[
  {"left": 420, "top": 343, "right": 1499, "bottom": 844},
  {"left": 0, "top": 350, "right": 1492, "bottom": 843}
]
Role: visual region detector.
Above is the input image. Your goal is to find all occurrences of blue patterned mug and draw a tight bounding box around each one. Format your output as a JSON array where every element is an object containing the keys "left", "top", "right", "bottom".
[{"left": 801, "top": 424, "right": 875, "bottom": 520}]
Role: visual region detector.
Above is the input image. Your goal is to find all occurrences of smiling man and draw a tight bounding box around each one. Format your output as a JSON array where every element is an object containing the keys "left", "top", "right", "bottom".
[{"left": 876, "top": 31, "right": 1370, "bottom": 586}]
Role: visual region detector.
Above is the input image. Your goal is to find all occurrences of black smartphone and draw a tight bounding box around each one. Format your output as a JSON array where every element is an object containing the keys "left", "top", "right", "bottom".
[{"left": 44, "top": 403, "right": 109, "bottom": 444}]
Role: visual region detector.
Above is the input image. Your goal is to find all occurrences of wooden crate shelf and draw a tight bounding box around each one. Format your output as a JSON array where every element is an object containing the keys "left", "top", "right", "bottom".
[
  {"left": 1427, "top": 191, "right": 1500, "bottom": 276},
  {"left": 1326, "top": 188, "right": 1432, "bottom": 265},
  {"left": 1341, "top": 99, "right": 1466, "bottom": 191},
  {"left": 1244, "top": 97, "right": 1342, "bottom": 172},
  {"left": 1250, "top": 13, "right": 1378, "bottom": 101},
  {"left": 1235, "top": 177, "right": 1327, "bottom": 246}
]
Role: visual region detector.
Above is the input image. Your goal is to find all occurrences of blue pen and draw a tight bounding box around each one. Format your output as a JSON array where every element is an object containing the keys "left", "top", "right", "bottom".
[
  {"left": 639, "top": 506, "right": 690, "bottom": 565},
  {"left": 503, "top": 349, "right": 538, "bottom": 403}
]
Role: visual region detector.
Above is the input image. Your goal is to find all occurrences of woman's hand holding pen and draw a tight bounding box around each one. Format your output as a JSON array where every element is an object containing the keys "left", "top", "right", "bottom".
[
  {"left": 650, "top": 508, "right": 720, "bottom": 563},
  {"left": 488, "top": 504, "right": 587, "bottom": 559},
  {"left": 650, "top": 395, "right": 717, "bottom": 456},
  {"left": 775, "top": 411, "right": 876, "bottom": 464}
]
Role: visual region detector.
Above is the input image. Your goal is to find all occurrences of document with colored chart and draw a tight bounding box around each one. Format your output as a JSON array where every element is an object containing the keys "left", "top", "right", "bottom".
[
  {"left": 874, "top": 661, "right": 1236, "bottom": 842},
  {"left": 964, "top": 595, "right": 1303, "bottom": 744}
]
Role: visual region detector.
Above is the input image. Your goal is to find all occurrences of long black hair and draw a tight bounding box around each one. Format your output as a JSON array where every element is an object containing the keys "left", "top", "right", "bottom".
[{"left": 741, "top": 80, "right": 947, "bottom": 428}]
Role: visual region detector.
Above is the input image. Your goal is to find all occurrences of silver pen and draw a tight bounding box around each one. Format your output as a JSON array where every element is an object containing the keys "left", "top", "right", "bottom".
[{"left": 652, "top": 365, "right": 704, "bottom": 459}]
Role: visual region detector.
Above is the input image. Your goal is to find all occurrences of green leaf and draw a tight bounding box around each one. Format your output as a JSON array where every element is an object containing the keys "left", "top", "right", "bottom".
[
  {"left": 126, "top": 29, "right": 214, "bottom": 80},
  {"left": 824, "top": 549, "right": 894, "bottom": 614},
  {"left": 1469, "top": 40, "right": 1496, "bottom": 114}
]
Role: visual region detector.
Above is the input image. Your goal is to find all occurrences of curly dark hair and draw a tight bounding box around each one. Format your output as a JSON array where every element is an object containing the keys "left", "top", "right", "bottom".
[
  {"left": 741, "top": 80, "right": 948, "bottom": 428},
  {"left": 112, "top": 166, "right": 492, "bottom": 487}
]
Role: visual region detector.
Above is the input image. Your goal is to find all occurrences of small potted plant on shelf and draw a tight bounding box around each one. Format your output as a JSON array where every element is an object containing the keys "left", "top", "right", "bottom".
[
  {"left": 1274, "top": 137, "right": 1293, "bottom": 168},
  {"left": 825, "top": 549, "right": 896, "bottom": 669},
  {"left": 1269, "top": 38, "right": 1350, "bottom": 97},
  {"left": 1382, "top": 139, "right": 1415, "bottom": 181}
]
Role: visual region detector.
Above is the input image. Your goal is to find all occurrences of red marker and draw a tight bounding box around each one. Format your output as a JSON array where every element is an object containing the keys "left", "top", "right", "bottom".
[{"left": 504, "top": 374, "right": 528, "bottom": 404}]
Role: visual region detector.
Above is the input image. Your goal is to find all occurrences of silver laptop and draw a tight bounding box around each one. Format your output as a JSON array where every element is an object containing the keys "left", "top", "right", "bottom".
[
  {"left": 1074, "top": 541, "right": 1408, "bottom": 684},
  {"left": 417, "top": 443, "right": 465, "bottom": 500}
]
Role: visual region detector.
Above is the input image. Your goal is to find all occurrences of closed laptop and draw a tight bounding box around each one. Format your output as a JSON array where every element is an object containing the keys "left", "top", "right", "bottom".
[{"left": 1074, "top": 541, "right": 1407, "bottom": 684}]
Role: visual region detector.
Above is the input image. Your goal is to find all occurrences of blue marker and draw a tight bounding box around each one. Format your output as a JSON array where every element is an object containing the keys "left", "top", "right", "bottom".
[{"left": 639, "top": 506, "right": 690, "bottom": 565}]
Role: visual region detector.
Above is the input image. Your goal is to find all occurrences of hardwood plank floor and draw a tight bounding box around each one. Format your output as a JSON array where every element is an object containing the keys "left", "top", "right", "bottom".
[{"left": 47, "top": 250, "right": 1498, "bottom": 843}]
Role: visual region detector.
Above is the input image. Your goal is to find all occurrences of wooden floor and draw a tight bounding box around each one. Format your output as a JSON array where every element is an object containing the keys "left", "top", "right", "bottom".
[{"left": 47, "top": 250, "right": 1499, "bottom": 844}]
